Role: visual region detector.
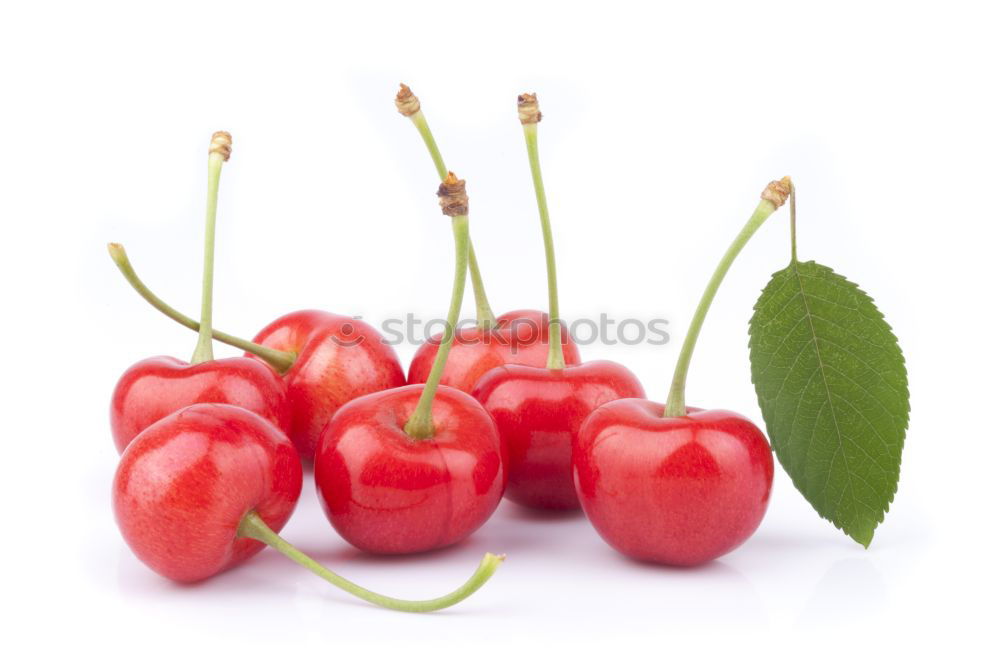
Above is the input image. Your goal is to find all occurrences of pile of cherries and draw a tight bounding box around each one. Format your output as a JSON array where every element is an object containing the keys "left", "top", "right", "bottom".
[{"left": 109, "top": 88, "right": 786, "bottom": 612}]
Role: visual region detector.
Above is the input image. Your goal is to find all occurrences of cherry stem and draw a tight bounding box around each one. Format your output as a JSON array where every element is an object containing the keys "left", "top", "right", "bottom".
[
  {"left": 404, "top": 211, "right": 470, "bottom": 439},
  {"left": 107, "top": 243, "right": 296, "bottom": 374},
  {"left": 190, "top": 133, "right": 230, "bottom": 364},
  {"left": 237, "top": 511, "right": 503, "bottom": 613},
  {"left": 789, "top": 182, "right": 798, "bottom": 262},
  {"left": 403, "top": 94, "right": 496, "bottom": 330},
  {"left": 409, "top": 110, "right": 448, "bottom": 179},
  {"left": 521, "top": 114, "right": 564, "bottom": 369},
  {"left": 467, "top": 245, "right": 494, "bottom": 329},
  {"left": 663, "top": 178, "right": 793, "bottom": 418}
]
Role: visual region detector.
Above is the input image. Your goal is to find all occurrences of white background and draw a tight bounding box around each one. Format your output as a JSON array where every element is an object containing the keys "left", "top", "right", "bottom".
[{"left": 3, "top": 1, "right": 997, "bottom": 666}]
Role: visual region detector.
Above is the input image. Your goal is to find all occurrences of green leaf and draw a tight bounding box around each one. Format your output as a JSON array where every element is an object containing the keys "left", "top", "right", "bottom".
[{"left": 748, "top": 261, "right": 909, "bottom": 546}]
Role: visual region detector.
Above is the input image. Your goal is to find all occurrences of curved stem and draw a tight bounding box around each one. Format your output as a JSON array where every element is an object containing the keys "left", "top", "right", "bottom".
[
  {"left": 522, "top": 122, "right": 564, "bottom": 369},
  {"left": 789, "top": 182, "right": 798, "bottom": 262},
  {"left": 237, "top": 511, "right": 502, "bottom": 613},
  {"left": 467, "top": 246, "right": 496, "bottom": 330},
  {"left": 191, "top": 149, "right": 225, "bottom": 364},
  {"left": 408, "top": 110, "right": 496, "bottom": 329},
  {"left": 663, "top": 199, "right": 781, "bottom": 417},
  {"left": 107, "top": 243, "right": 296, "bottom": 374},
  {"left": 404, "top": 215, "right": 470, "bottom": 439},
  {"left": 410, "top": 110, "right": 448, "bottom": 180}
]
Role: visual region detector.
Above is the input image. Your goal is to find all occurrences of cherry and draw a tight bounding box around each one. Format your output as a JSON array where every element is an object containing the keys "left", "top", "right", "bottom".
[
  {"left": 315, "top": 172, "right": 507, "bottom": 553},
  {"left": 407, "top": 309, "right": 580, "bottom": 393},
  {"left": 396, "top": 84, "right": 579, "bottom": 393},
  {"left": 315, "top": 384, "right": 505, "bottom": 553},
  {"left": 474, "top": 361, "right": 644, "bottom": 510},
  {"left": 115, "top": 403, "right": 503, "bottom": 611},
  {"left": 472, "top": 94, "right": 645, "bottom": 511},
  {"left": 574, "top": 178, "right": 792, "bottom": 566},
  {"left": 109, "top": 133, "right": 290, "bottom": 453},
  {"left": 111, "top": 355, "right": 288, "bottom": 453},
  {"left": 245, "top": 310, "right": 405, "bottom": 460},
  {"left": 115, "top": 404, "right": 301, "bottom": 581},
  {"left": 575, "top": 403, "right": 773, "bottom": 565}
]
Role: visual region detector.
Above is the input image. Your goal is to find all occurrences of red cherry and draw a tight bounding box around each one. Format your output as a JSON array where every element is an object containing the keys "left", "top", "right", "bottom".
[
  {"left": 473, "top": 360, "right": 645, "bottom": 510},
  {"left": 495, "top": 309, "right": 579, "bottom": 368},
  {"left": 314, "top": 384, "right": 505, "bottom": 553},
  {"left": 574, "top": 400, "right": 773, "bottom": 566},
  {"left": 113, "top": 403, "right": 302, "bottom": 582},
  {"left": 465, "top": 96, "right": 645, "bottom": 511},
  {"left": 571, "top": 179, "right": 792, "bottom": 564},
  {"left": 407, "top": 309, "right": 580, "bottom": 393},
  {"left": 316, "top": 172, "right": 505, "bottom": 555},
  {"left": 110, "top": 355, "right": 289, "bottom": 453},
  {"left": 247, "top": 309, "right": 405, "bottom": 460},
  {"left": 110, "top": 133, "right": 291, "bottom": 454},
  {"left": 405, "top": 326, "right": 502, "bottom": 393}
]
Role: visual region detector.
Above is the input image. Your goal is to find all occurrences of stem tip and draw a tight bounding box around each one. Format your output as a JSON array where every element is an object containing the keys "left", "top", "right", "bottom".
[
  {"left": 437, "top": 172, "right": 469, "bottom": 216},
  {"left": 396, "top": 83, "right": 421, "bottom": 117},
  {"left": 209, "top": 131, "right": 233, "bottom": 161},
  {"left": 107, "top": 242, "right": 127, "bottom": 263},
  {"left": 517, "top": 93, "right": 542, "bottom": 124},
  {"left": 761, "top": 176, "right": 793, "bottom": 209}
]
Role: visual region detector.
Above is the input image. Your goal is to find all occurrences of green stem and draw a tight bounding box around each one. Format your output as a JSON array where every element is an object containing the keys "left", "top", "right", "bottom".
[
  {"left": 410, "top": 110, "right": 448, "bottom": 181},
  {"left": 190, "top": 149, "right": 224, "bottom": 364},
  {"left": 663, "top": 199, "right": 780, "bottom": 417},
  {"left": 107, "top": 243, "right": 296, "bottom": 374},
  {"left": 789, "top": 182, "right": 798, "bottom": 262},
  {"left": 522, "top": 123, "right": 564, "bottom": 369},
  {"left": 237, "top": 511, "right": 503, "bottom": 613},
  {"left": 468, "top": 246, "right": 496, "bottom": 329},
  {"left": 408, "top": 110, "right": 496, "bottom": 329},
  {"left": 404, "top": 215, "right": 470, "bottom": 439}
]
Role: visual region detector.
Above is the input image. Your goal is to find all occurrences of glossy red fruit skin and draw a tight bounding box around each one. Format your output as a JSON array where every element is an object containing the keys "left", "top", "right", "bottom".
[
  {"left": 248, "top": 310, "right": 406, "bottom": 460},
  {"left": 110, "top": 356, "right": 290, "bottom": 454},
  {"left": 113, "top": 403, "right": 303, "bottom": 582},
  {"left": 407, "top": 309, "right": 581, "bottom": 393},
  {"left": 472, "top": 360, "right": 645, "bottom": 511},
  {"left": 574, "top": 399, "right": 774, "bottom": 566},
  {"left": 314, "top": 385, "right": 505, "bottom": 554}
]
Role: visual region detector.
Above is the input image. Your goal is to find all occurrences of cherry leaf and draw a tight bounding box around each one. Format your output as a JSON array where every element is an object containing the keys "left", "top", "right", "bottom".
[{"left": 748, "top": 260, "right": 909, "bottom": 546}]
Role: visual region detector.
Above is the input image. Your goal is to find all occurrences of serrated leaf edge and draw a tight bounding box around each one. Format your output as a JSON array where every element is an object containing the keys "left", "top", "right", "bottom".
[{"left": 748, "top": 260, "right": 910, "bottom": 547}]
